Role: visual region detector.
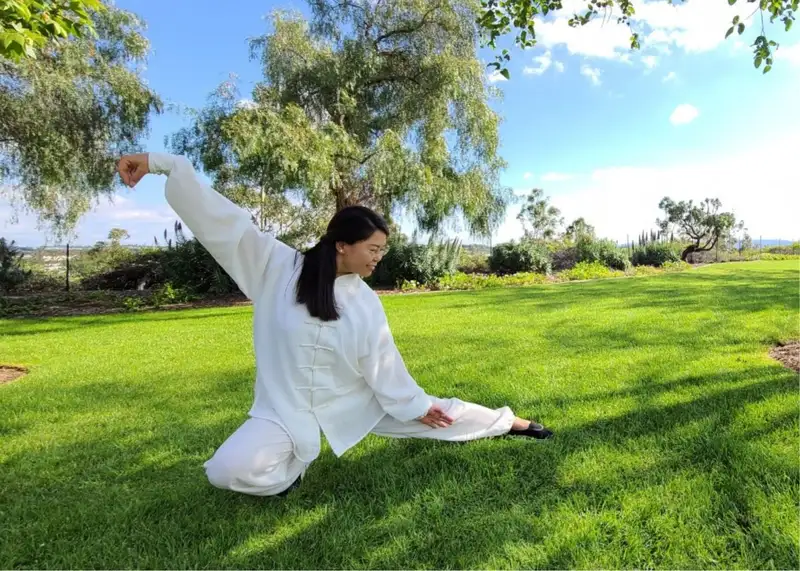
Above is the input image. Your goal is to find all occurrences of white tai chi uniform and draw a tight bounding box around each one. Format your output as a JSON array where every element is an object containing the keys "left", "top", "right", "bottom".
[{"left": 150, "top": 153, "right": 516, "bottom": 496}]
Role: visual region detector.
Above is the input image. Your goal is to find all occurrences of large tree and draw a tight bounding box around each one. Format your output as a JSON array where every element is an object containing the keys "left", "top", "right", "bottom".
[
  {"left": 169, "top": 81, "right": 333, "bottom": 249},
  {"left": 0, "top": 3, "right": 161, "bottom": 238},
  {"left": 657, "top": 197, "right": 738, "bottom": 261},
  {"left": 478, "top": 0, "right": 797, "bottom": 77},
  {"left": 172, "top": 0, "right": 510, "bottom": 239},
  {"left": 1, "top": 0, "right": 102, "bottom": 60}
]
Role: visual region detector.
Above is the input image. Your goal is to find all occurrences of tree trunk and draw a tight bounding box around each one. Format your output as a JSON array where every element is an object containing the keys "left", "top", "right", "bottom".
[
  {"left": 335, "top": 189, "right": 359, "bottom": 211},
  {"left": 680, "top": 244, "right": 698, "bottom": 262},
  {"left": 65, "top": 243, "right": 70, "bottom": 292}
]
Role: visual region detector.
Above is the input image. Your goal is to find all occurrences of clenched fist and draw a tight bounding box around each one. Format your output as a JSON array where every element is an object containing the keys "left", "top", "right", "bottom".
[{"left": 117, "top": 153, "right": 150, "bottom": 188}]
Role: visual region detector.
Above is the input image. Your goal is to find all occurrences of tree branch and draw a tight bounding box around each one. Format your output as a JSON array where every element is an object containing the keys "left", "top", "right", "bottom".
[{"left": 373, "top": 2, "right": 443, "bottom": 46}]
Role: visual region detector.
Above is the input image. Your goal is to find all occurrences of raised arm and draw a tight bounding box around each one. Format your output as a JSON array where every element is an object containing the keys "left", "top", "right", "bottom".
[{"left": 118, "top": 152, "right": 284, "bottom": 300}]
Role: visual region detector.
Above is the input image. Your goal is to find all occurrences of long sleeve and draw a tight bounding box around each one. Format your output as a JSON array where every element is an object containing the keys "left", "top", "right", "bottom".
[
  {"left": 149, "top": 153, "right": 279, "bottom": 300},
  {"left": 360, "top": 308, "right": 432, "bottom": 422}
]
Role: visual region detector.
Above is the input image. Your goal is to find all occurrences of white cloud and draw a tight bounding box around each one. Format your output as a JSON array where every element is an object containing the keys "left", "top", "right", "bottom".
[
  {"left": 669, "top": 104, "right": 699, "bottom": 125},
  {"left": 485, "top": 133, "right": 800, "bottom": 245},
  {"left": 0, "top": 192, "right": 176, "bottom": 246},
  {"left": 775, "top": 42, "right": 800, "bottom": 66},
  {"left": 642, "top": 55, "right": 659, "bottom": 69},
  {"left": 537, "top": 15, "right": 633, "bottom": 60},
  {"left": 487, "top": 70, "right": 508, "bottom": 83},
  {"left": 523, "top": 172, "right": 533, "bottom": 180},
  {"left": 662, "top": 71, "right": 678, "bottom": 83},
  {"left": 523, "top": 50, "right": 565, "bottom": 76},
  {"left": 580, "top": 64, "right": 602, "bottom": 86},
  {"left": 541, "top": 172, "right": 573, "bottom": 182},
  {"left": 537, "top": 0, "right": 755, "bottom": 62}
]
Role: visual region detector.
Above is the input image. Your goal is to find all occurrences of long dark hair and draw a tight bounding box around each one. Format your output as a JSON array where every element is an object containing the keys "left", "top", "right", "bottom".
[{"left": 296, "top": 205, "right": 390, "bottom": 321}]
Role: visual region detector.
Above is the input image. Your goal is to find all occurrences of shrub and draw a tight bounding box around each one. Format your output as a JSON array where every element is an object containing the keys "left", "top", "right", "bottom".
[
  {"left": 489, "top": 240, "right": 552, "bottom": 275},
  {"left": 550, "top": 245, "right": 579, "bottom": 271},
  {"left": 631, "top": 242, "right": 682, "bottom": 267},
  {"left": 82, "top": 223, "right": 239, "bottom": 295},
  {"left": 457, "top": 249, "right": 490, "bottom": 274},
  {"left": 435, "top": 271, "right": 550, "bottom": 291},
  {"left": 761, "top": 253, "right": 800, "bottom": 261},
  {"left": 370, "top": 234, "right": 461, "bottom": 288},
  {"left": 0, "top": 238, "right": 31, "bottom": 293},
  {"left": 559, "top": 261, "right": 624, "bottom": 281},
  {"left": 575, "top": 238, "right": 630, "bottom": 271}
]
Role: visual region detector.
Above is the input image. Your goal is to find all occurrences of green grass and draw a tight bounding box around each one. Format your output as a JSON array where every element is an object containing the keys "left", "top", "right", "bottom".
[{"left": 1, "top": 261, "right": 798, "bottom": 569}]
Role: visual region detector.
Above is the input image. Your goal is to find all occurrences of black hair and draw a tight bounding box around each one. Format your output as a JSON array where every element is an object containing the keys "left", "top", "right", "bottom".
[{"left": 296, "top": 205, "right": 390, "bottom": 321}]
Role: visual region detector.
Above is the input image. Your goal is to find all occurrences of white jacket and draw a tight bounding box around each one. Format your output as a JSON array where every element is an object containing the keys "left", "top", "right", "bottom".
[{"left": 149, "top": 153, "right": 433, "bottom": 462}]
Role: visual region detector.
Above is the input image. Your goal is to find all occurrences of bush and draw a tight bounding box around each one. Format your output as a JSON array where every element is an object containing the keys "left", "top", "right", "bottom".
[
  {"left": 0, "top": 238, "right": 31, "bottom": 293},
  {"left": 370, "top": 234, "right": 461, "bottom": 288},
  {"left": 559, "top": 261, "right": 624, "bottom": 281},
  {"left": 82, "top": 223, "right": 240, "bottom": 295},
  {"left": 550, "top": 245, "right": 579, "bottom": 271},
  {"left": 631, "top": 242, "right": 682, "bottom": 267},
  {"left": 761, "top": 253, "right": 800, "bottom": 261},
  {"left": 575, "top": 238, "right": 630, "bottom": 271},
  {"left": 435, "top": 271, "right": 550, "bottom": 291},
  {"left": 489, "top": 240, "right": 552, "bottom": 275},
  {"left": 457, "top": 249, "right": 490, "bottom": 274}
]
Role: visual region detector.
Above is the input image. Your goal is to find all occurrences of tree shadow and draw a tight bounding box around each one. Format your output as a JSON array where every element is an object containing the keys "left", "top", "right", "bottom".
[{"left": 1, "top": 365, "right": 796, "bottom": 569}]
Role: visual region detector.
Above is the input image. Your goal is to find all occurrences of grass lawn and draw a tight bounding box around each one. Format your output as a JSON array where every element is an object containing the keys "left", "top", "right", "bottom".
[{"left": 1, "top": 261, "right": 798, "bottom": 569}]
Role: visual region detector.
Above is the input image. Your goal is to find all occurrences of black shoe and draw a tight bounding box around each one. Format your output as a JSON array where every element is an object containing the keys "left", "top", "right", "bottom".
[
  {"left": 275, "top": 477, "right": 301, "bottom": 497},
  {"left": 508, "top": 421, "right": 554, "bottom": 440}
]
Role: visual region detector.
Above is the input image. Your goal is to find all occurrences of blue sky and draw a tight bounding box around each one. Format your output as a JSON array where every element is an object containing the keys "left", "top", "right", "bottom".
[{"left": 2, "top": 0, "right": 799, "bottom": 246}]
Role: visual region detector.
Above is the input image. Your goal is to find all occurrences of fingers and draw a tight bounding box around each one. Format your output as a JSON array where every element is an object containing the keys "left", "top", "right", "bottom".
[
  {"left": 117, "top": 155, "right": 147, "bottom": 188},
  {"left": 429, "top": 406, "right": 454, "bottom": 426},
  {"left": 420, "top": 414, "right": 452, "bottom": 428},
  {"left": 117, "top": 158, "right": 131, "bottom": 186}
]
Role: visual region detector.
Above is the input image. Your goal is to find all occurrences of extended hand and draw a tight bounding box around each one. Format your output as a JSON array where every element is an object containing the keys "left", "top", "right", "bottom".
[
  {"left": 117, "top": 153, "right": 150, "bottom": 188},
  {"left": 418, "top": 404, "right": 454, "bottom": 428}
]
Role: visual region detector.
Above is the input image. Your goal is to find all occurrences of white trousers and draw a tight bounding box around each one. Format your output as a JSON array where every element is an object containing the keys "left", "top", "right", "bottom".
[{"left": 204, "top": 397, "right": 515, "bottom": 496}]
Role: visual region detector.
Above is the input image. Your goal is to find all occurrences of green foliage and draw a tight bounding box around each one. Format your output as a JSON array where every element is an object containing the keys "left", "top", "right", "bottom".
[
  {"left": 456, "top": 248, "right": 490, "bottom": 274},
  {"left": 560, "top": 261, "right": 624, "bottom": 281},
  {"left": 0, "top": 237, "right": 30, "bottom": 291},
  {"left": 173, "top": 0, "right": 510, "bottom": 238},
  {"left": 516, "top": 188, "right": 563, "bottom": 240},
  {"left": 436, "top": 270, "right": 549, "bottom": 290},
  {"left": 563, "top": 217, "right": 595, "bottom": 244},
  {"left": 631, "top": 242, "right": 682, "bottom": 267},
  {"left": 477, "top": 0, "right": 797, "bottom": 76},
  {"left": 70, "top": 236, "right": 135, "bottom": 281},
  {"left": 0, "top": 0, "right": 102, "bottom": 60},
  {"left": 575, "top": 237, "right": 630, "bottom": 271},
  {"left": 0, "top": 4, "right": 162, "bottom": 237},
  {"left": 764, "top": 242, "right": 800, "bottom": 255},
  {"left": 82, "top": 222, "right": 240, "bottom": 295},
  {"left": 657, "top": 197, "right": 738, "bottom": 262},
  {"left": 761, "top": 253, "right": 800, "bottom": 261},
  {"left": 370, "top": 233, "right": 462, "bottom": 288},
  {"left": 489, "top": 239, "right": 552, "bottom": 274}
]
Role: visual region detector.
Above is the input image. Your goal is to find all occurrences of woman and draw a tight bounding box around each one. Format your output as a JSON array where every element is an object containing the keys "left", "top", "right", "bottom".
[{"left": 117, "top": 152, "right": 553, "bottom": 497}]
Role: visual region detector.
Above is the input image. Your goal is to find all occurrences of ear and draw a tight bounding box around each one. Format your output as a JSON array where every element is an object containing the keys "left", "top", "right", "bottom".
[{"left": 335, "top": 241, "right": 345, "bottom": 254}]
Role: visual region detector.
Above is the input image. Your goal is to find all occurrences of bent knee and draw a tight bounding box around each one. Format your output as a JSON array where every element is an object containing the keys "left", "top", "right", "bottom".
[{"left": 203, "top": 452, "right": 298, "bottom": 496}]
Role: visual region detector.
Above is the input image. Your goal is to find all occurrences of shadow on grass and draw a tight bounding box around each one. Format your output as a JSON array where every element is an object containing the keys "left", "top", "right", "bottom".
[{"left": 1, "top": 365, "right": 797, "bottom": 569}]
